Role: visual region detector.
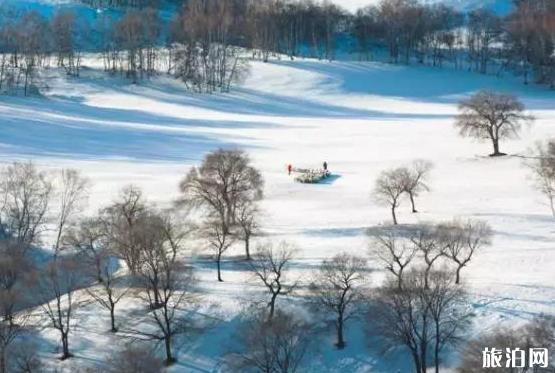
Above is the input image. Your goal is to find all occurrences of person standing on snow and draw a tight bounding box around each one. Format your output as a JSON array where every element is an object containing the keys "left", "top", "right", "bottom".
[
  {"left": 288, "top": 164, "right": 292, "bottom": 175},
  {"left": 323, "top": 161, "right": 328, "bottom": 171}
]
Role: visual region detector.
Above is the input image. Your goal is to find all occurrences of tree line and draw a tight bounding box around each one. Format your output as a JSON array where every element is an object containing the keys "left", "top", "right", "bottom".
[{"left": 0, "top": 0, "right": 553, "bottom": 96}]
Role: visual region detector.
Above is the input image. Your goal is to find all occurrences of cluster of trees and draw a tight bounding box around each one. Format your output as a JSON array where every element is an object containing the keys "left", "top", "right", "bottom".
[
  {"left": 374, "top": 160, "right": 433, "bottom": 224},
  {"left": 1, "top": 0, "right": 553, "bottom": 96},
  {"left": 227, "top": 220, "right": 493, "bottom": 372},
  {"left": 0, "top": 146, "right": 551, "bottom": 372},
  {"left": 0, "top": 162, "right": 202, "bottom": 367}
]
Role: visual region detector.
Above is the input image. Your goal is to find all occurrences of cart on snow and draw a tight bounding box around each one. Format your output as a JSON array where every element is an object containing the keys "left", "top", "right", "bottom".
[{"left": 293, "top": 167, "right": 331, "bottom": 184}]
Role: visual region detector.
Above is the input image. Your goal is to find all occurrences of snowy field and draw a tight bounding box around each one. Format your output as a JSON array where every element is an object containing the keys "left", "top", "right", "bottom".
[{"left": 1, "top": 57, "right": 555, "bottom": 371}]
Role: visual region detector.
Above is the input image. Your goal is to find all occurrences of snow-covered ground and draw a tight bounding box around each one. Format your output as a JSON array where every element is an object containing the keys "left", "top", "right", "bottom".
[{"left": 1, "top": 57, "right": 555, "bottom": 371}]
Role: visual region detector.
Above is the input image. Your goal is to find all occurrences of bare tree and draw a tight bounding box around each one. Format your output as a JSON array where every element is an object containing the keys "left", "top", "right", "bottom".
[
  {"left": 64, "top": 217, "right": 106, "bottom": 283},
  {"left": 201, "top": 218, "right": 235, "bottom": 282},
  {"left": 425, "top": 271, "right": 471, "bottom": 373},
  {"left": 309, "top": 253, "right": 367, "bottom": 349},
  {"left": 51, "top": 10, "right": 81, "bottom": 76},
  {"left": 122, "top": 209, "right": 197, "bottom": 365},
  {"left": 53, "top": 169, "right": 89, "bottom": 254},
  {"left": 0, "top": 162, "right": 52, "bottom": 248},
  {"left": 102, "top": 185, "right": 147, "bottom": 275},
  {"left": 236, "top": 200, "right": 260, "bottom": 260},
  {"left": 7, "top": 339, "right": 43, "bottom": 373},
  {"left": 409, "top": 225, "right": 446, "bottom": 289},
  {"left": 402, "top": 160, "right": 433, "bottom": 213},
  {"left": 369, "top": 229, "right": 416, "bottom": 289},
  {"left": 179, "top": 149, "right": 263, "bottom": 281},
  {"left": 84, "top": 243, "right": 129, "bottom": 333},
  {"left": 248, "top": 242, "right": 297, "bottom": 321},
  {"left": 373, "top": 269, "right": 471, "bottom": 373},
  {"left": 228, "top": 310, "right": 312, "bottom": 373},
  {"left": 178, "top": 149, "right": 264, "bottom": 232},
  {"left": 105, "top": 344, "right": 164, "bottom": 373},
  {"left": 455, "top": 90, "right": 533, "bottom": 156},
  {"left": 374, "top": 167, "right": 407, "bottom": 224},
  {"left": 37, "top": 256, "right": 84, "bottom": 360},
  {"left": 458, "top": 317, "right": 555, "bottom": 373},
  {"left": 438, "top": 219, "right": 492, "bottom": 284},
  {"left": 0, "top": 283, "right": 31, "bottom": 373},
  {"left": 529, "top": 140, "right": 555, "bottom": 216}
]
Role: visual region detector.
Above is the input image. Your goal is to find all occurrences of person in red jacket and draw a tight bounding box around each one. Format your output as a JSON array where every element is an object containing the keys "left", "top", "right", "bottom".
[{"left": 287, "top": 164, "right": 292, "bottom": 175}]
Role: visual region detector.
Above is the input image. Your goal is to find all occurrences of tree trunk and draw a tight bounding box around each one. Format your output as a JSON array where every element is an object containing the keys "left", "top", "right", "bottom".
[
  {"left": 0, "top": 347, "right": 6, "bottom": 373},
  {"left": 217, "top": 252, "right": 223, "bottom": 282},
  {"left": 411, "top": 350, "right": 422, "bottom": 373},
  {"left": 268, "top": 292, "right": 278, "bottom": 321},
  {"left": 434, "top": 323, "right": 440, "bottom": 373},
  {"left": 391, "top": 206, "right": 398, "bottom": 225},
  {"left": 336, "top": 315, "right": 345, "bottom": 349},
  {"left": 409, "top": 192, "right": 417, "bottom": 213},
  {"left": 61, "top": 332, "right": 71, "bottom": 360},
  {"left": 245, "top": 236, "right": 250, "bottom": 260},
  {"left": 110, "top": 306, "right": 117, "bottom": 332},
  {"left": 491, "top": 137, "right": 504, "bottom": 156},
  {"left": 421, "top": 342, "right": 427, "bottom": 373},
  {"left": 455, "top": 265, "right": 462, "bottom": 285},
  {"left": 164, "top": 336, "right": 175, "bottom": 365}
]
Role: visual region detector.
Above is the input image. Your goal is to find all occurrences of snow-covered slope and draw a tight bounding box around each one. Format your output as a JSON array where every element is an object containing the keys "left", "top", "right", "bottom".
[{"left": 1, "top": 55, "right": 554, "bottom": 371}]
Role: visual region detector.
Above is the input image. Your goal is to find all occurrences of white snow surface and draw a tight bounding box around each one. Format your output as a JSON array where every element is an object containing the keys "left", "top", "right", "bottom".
[{"left": 1, "top": 57, "right": 555, "bottom": 371}]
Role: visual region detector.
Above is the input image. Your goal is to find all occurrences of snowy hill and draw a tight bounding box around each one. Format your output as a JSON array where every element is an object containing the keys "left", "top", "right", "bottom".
[{"left": 1, "top": 55, "right": 554, "bottom": 371}]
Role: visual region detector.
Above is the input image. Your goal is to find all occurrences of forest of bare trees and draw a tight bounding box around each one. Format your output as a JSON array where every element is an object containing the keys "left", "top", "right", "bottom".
[{"left": 0, "top": 0, "right": 553, "bottom": 95}]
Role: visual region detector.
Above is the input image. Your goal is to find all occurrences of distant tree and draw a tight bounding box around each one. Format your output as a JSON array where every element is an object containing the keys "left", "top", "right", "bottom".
[
  {"left": 37, "top": 256, "right": 84, "bottom": 360},
  {"left": 437, "top": 219, "right": 493, "bottom": 284},
  {"left": 0, "top": 162, "right": 52, "bottom": 249},
  {"left": 201, "top": 217, "right": 235, "bottom": 283},
  {"left": 51, "top": 10, "right": 81, "bottom": 76},
  {"left": 374, "top": 167, "right": 407, "bottom": 224},
  {"left": 309, "top": 253, "right": 367, "bottom": 349},
  {"left": 409, "top": 224, "right": 446, "bottom": 289},
  {"left": 178, "top": 149, "right": 263, "bottom": 281},
  {"left": 7, "top": 339, "right": 43, "bottom": 373},
  {"left": 52, "top": 169, "right": 89, "bottom": 254},
  {"left": 16, "top": 11, "right": 50, "bottom": 95},
  {"left": 0, "top": 269, "right": 31, "bottom": 373},
  {"left": 373, "top": 269, "right": 472, "bottom": 373},
  {"left": 64, "top": 217, "right": 106, "bottom": 283},
  {"left": 236, "top": 200, "right": 260, "bottom": 260},
  {"left": 228, "top": 310, "right": 312, "bottom": 373},
  {"left": 86, "top": 251, "right": 129, "bottom": 333},
  {"left": 458, "top": 317, "right": 555, "bottom": 372},
  {"left": 248, "top": 242, "right": 297, "bottom": 320},
  {"left": 529, "top": 140, "right": 555, "bottom": 216},
  {"left": 70, "top": 219, "right": 131, "bottom": 334},
  {"left": 369, "top": 229, "right": 416, "bottom": 289},
  {"left": 122, "top": 209, "right": 196, "bottom": 365},
  {"left": 455, "top": 90, "right": 533, "bottom": 156},
  {"left": 402, "top": 160, "right": 433, "bottom": 213},
  {"left": 102, "top": 185, "right": 147, "bottom": 275},
  {"left": 105, "top": 344, "right": 163, "bottom": 373},
  {"left": 466, "top": 9, "right": 501, "bottom": 74}
]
